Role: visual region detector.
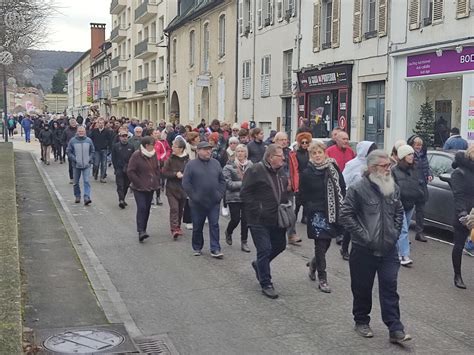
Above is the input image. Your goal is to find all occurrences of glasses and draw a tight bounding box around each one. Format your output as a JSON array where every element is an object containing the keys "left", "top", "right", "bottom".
[
  {"left": 300, "top": 141, "right": 309, "bottom": 145},
  {"left": 232, "top": 129, "right": 240, "bottom": 132},
  {"left": 273, "top": 154, "right": 284, "bottom": 158},
  {"left": 119, "top": 134, "right": 128, "bottom": 137},
  {"left": 375, "top": 163, "right": 392, "bottom": 169}
]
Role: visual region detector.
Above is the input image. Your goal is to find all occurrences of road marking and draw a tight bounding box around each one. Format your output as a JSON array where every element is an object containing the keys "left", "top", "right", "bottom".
[
  {"left": 30, "top": 152, "right": 142, "bottom": 338},
  {"left": 426, "top": 235, "right": 474, "bottom": 257}
]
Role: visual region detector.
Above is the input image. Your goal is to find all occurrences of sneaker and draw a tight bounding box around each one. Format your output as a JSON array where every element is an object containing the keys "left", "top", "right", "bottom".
[
  {"left": 389, "top": 330, "right": 412, "bottom": 344},
  {"left": 318, "top": 280, "right": 331, "bottom": 293},
  {"left": 241, "top": 242, "right": 251, "bottom": 253},
  {"left": 69, "top": 179, "right": 74, "bottom": 184},
  {"left": 156, "top": 197, "right": 163, "bottom": 206},
  {"left": 210, "top": 250, "right": 224, "bottom": 259},
  {"left": 221, "top": 206, "right": 229, "bottom": 216},
  {"left": 400, "top": 256, "right": 413, "bottom": 266},
  {"left": 335, "top": 235, "right": 343, "bottom": 245},
  {"left": 138, "top": 231, "right": 150, "bottom": 242},
  {"left": 100, "top": 178, "right": 106, "bottom": 183},
  {"left": 340, "top": 249, "right": 350, "bottom": 261},
  {"left": 225, "top": 230, "right": 232, "bottom": 245},
  {"left": 172, "top": 230, "right": 180, "bottom": 240},
  {"left": 415, "top": 233, "right": 428, "bottom": 242},
  {"left": 84, "top": 198, "right": 92, "bottom": 206},
  {"left": 118, "top": 200, "right": 125, "bottom": 209},
  {"left": 193, "top": 250, "right": 202, "bottom": 256},
  {"left": 185, "top": 223, "right": 193, "bottom": 230},
  {"left": 354, "top": 324, "right": 374, "bottom": 338},
  {"left": 262, "top": 285, "right": 279, "bottom": 299},
  {"left": 306, "top": 261, "right": 316, "bottom": 281},
  {"left": 74, "top": 197, "right": 80, "bottom": 204}
]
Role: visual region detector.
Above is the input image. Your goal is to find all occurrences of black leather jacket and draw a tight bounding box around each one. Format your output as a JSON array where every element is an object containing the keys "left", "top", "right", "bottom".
[
  {"left": 340, "top": 175, "right": 404, "bottom": 256},
  {"left": 451, "top": 152, "right": 474, "bottom": 220}
]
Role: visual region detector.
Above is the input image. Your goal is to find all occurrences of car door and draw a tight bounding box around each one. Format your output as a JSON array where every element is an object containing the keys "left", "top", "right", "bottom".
[{"left": 426, "top": 153, "right": 455, "bottom": 229}]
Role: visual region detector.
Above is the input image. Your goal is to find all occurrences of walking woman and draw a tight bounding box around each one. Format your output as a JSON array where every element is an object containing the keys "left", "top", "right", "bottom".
[
  {"left": 153, "top": 129, "right": 171, "bottom": 206},
  {"left": 127, "top": 136, "right": 161, "bottom": 242},
  {"left": 223, "top": 144, "right": 253, "bottom": 252},
  {"left": 300, "top": 141, "right": 345, "bottom": 293},
  {"left": 162, "top": 137, "right": 190, "bottom": 240},
  {"left": 450, "top": 147, "right": 474, "bottom": 289}
]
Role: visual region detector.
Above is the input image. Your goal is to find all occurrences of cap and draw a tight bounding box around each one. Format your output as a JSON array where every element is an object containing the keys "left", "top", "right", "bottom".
[{"left": 197, "top": 141, "right": 212, "bottom": 149}]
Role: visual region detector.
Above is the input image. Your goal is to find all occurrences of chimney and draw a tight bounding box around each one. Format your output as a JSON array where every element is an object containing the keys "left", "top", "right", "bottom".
[{"left": 90, "top": 23, "right": 106, "bottom": 59}]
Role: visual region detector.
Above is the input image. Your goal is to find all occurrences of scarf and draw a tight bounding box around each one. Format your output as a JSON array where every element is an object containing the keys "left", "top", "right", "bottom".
[
  {"left": 309, "top": 158, "right": 343, "bottom": 223},
  {"left": 235, "top": 159, "right": 249, "bottom": 179},
  {"left": 140, "top": 145, "right": 156, "bottom": 158}
]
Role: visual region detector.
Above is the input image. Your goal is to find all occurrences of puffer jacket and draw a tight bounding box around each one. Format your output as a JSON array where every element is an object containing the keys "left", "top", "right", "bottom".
[
  {"left": 66, "top": 135, "right": 95, "bottom": 169},
  {"left": 222, "top": 160, "right": 253, "bottom": 203},
  {"left": 340, "top": 175, "right": 404, "bottom": 256},
  {"left": 391, "top": 161, "right": 425, "bottom": 211},
  {"left": 162, "top": 153, "right": 189, "bottom": 199},
  {"left": 343, "top": 141, "right": 376, "bottom": 188},
  {"left": 451, "top": 151, "right": 474, "bottom": 220}
]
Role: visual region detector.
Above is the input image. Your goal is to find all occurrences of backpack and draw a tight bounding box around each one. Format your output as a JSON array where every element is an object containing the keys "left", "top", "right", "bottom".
[{"left": 8, "top": 119, "right": 15, "bottom": 128}]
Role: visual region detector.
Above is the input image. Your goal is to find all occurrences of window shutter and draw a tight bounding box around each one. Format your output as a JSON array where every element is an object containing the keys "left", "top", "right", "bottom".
[
  {"left": 456, "top": 0, "right": 470, "bottom": 19},
  {"left": 353, "top": 0, "right": 362, "bottom": 43},
  {"left": 277, "top": 0, "right": 283, "bottom": 20},
  {"left": 269, "top": 0, "right": 275, "bottom": 24},
  {"left": 312, "top": 1, "right": 321, "bottom": 52},
  {"left": 432, "top": 0, "right": 444, "bottom": 23},
  {"left": 409, "top": 0, "right": 420, "bottom": 30},
  {"left": 331, "top": 0, "right": 340, "bottom": 48},
  {"left": 239, "top": 0, "right": 243, "bottom": 35},
  {"left": 378, "top": 0, "right": 388, "bottom": 37}
]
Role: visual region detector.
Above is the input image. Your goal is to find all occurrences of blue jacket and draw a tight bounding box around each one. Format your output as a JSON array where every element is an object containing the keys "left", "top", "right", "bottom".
[
  {"left": 182, "top": 157, "right": 226, "bottom": 209},
  {"left": 66, "top": 135, "right": 95, "bottom": 169},
  {"left": 443, "top": 135, "right": 468, "bottom": 150},
  {"left": 21, "top": 118, "right": 32, "bottom": 130}
]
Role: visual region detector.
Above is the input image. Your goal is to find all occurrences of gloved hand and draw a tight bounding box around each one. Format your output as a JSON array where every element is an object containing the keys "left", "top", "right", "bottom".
[{"left": 466, "top": 208, "right": 474, "bottom": 230}]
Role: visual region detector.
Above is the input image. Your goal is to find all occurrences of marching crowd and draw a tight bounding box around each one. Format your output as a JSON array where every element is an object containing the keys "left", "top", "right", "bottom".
[{"left": 11, "top": 112, "right": 474, "bottom": 345}]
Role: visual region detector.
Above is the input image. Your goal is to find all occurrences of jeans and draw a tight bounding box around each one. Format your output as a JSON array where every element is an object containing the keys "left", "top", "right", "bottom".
[
  {"left": 115, "top": 171, "right": 130, "bottom": 201},
  {"left": 133, "top": 190, "right": 154, "bottom": 233},
  {"left": 24, "top": 128, "right": 31, "bottom": 142},
  {"left": 309, "top": 238, "right": 331, "bottom": 281},
  {"left": 73, "top": 167, "right": 91, "bottom": 199},
  {"left": 226, "top": 202, "right": 248, "bottom": 242},
  {"left": 191, "top": 202, "right": 221, "bottom": 252},
  {"left": 93, "top": 149, "right": 108, "bottom": 179},
  {"left": 452, "top": 220, "right": 469, "bottom": 275},
  {"left": 68, "top": 157, "right": 74, "bottom": 179},
  {"left": 397, "top": 207, "right": 415, "bottom": 258},
  {"left": 350, "top": 245, "right": 404, "bottom": 333},
  {"left": 42, "top": 145, "right": 51, "bottom": 163},
  {"left": 286, "top": 193, "right": 297, "bottom": 237},
  {"left": 249, "top": 225, "right": 287, "bottom": 288}
]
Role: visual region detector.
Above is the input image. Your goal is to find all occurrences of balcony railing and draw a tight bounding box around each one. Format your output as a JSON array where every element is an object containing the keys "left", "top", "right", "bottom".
[
  {"left": 110, "top": 55, "right": 127, "bottom": 69},
  {"left": 135, "top": 0, "right": 158, "bottom": 22},
  {"left": 282, "top": 78, "right": 292, "bottom": 94},
  {"left": 135, "top": 77, "right": 157, "bottom": 92},
  {"left": 111, "top": 86, "right": 120, "bottom": 98},
  {"left": 110, "top": 0, "right": 126, "bottom": 14},
  {"left": 134, "top": 37, "right": 156, "bottom": 57},
  {"left": 110, "top": 24, "right": 127, "bottom": 41}
]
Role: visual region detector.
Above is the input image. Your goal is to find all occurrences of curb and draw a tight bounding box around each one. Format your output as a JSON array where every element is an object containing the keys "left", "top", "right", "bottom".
[{"left": 0, "top": 143, "right": 22, "bottom": 354}]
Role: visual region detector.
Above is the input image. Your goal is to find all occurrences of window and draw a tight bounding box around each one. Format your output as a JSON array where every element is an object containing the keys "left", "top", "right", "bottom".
[
  {"left": 189, "top": 30, "right": 195, "bottom": 67},
  {"left": 172, "top": 38, "right": 177, "bottom": 73},
  {"left": 239, "top": 0, "right": 254, "bottom": 35},
  {"left": 238, "top": 0, "right": 244, "bottom": 35},
  {"left": 276, "top": 0, "right": 283, "bottom": 21},
  {"left": 265, "top": 0, "right": 274, "bottom": 26},
  {"left": 257, "top": 0, "right": 263, "bottom": 28},
  {"left": 287, "top": 0, "right": 296, "bottom": 17},
  {"left": 138, "top": 65, "right": 142, "bottom": 80},
  {"left": 203, "top": 23, "right": 210, "bottom": 72},
  {"left": 367, "top": 0, "right": 377, "bottom": 33},
  {"left": 409, "top": 0, "right": 444, "bottom": 29},
  {"left": 151, "top": 60, "right": 156, "bottom": 81},
  {"left": 282, "top": 50, "right": 292, "bottom": 93},
  {"left": 322, "top": 0, "right": 332, "bottom": 48},
  {"left": 158, "top": 16, "right": 164, "bottom": 41},
  {"left": 242, "top": 60, "right": 251, "bottom": 99},
  {"left": 159, "top": 56, "right": 164, "bottom": 81},
  {"left": 218, "top": 15, "right": 226, "bottom": 58},
  {"left": 260, "top": 55, "right": 271, "bottom": 97}
]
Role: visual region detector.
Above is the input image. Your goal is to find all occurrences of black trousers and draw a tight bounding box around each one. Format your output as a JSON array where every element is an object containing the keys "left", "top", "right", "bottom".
[
  {"left": 309, "top": 238, "right": 331, "bottom": 281},
  {"left": 452, "top": 221, "right": 469, "bottom": 275},
  {"left": 414, "top": 184, "right": 429, "bottom": 233},
  {"left": 115, "top": 171, "right": 130, "bottom": 201},
  {"left": 226, "top": 202, "right": 248, "bottom": 242},
  {"left": 349, "top": 245, "right": 404, "bottom": 333},
  {"left": 341, "top": 231, "right": 351, "bottom": 253},
  {"left": 183, "top": 199, "right": 192, "bottom": 224},
  {"left": 68, "top": 157, "right": 74, "bottom": 179},
  {"left": 133, "top": 190, "right": 154, "bottom": 233}
]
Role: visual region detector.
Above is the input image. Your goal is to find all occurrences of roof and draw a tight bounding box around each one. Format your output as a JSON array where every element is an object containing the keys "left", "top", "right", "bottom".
[
  {"left": 65, "top": 49, "right": 91, "bottom": 73},
  {"left": 165, "top": 0, "right": 224, "bottom": 33}
]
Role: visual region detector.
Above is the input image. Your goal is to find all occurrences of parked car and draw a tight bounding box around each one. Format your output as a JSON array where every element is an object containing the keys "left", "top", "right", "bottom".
[
  {"left": 290, "top": 138, "right": 358, "bottom": 151},
  {"left": 422, "top": 150, "right": 459, "bottom": 232}
]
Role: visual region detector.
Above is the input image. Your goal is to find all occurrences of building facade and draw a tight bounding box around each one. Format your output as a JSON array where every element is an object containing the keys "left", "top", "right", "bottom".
[
  {"left": 43, "top": 94, "right": 68, "bottom": 114},
  {"left": 66, "top": 49, "right": 92, "bottom": 117},
  {"left": 91, "top": 39, "right": 113, "bottom": 118},
  {"left": 389, "top": 0, "right": 474, "bottom": 148},
  {"left": 109, "top": 0, "right": 177, "bottom": 122},
  {"left": 166, "top": 0, "right": 237, "bottom": 125},
  {"left": 236, "top": 0, "right": 300, "bottom": 138}
]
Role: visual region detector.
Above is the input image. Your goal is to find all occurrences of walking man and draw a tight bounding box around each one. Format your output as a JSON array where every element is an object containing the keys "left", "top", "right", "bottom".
[
  {"left": 62, "top": 119, "right": 78, "bottom": 183},
  {"left": 241, "top": 144, "right": 289, "bottom": 299},
  {"left": 340, "top": 150, "right": 411, "bottom": 344},
  {"left": 111, "top": 128, "right": 135, "bottom": 209},
  {"left": 183, "top": 141, "right": 226, "bottom": 258},
  {"left": 21, "top": 115, "right": 32, "bottom": 143},
  {"left": 89, "top": 118, "right": 113, "bottom": 182},
  {"left": 66, "top": 126, "right": 95, "bottom": 205}
]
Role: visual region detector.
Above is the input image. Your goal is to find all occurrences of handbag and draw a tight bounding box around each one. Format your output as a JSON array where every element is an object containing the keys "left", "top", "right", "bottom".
[{"left": 263, "top": 165, "right": 296, "bottom": 229}]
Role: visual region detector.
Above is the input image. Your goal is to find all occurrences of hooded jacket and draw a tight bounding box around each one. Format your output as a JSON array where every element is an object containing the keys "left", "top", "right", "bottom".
[
  {"left": 342, "top": 141, "right": 375, "bottom": 188},
  {"left": 451, "top": 152, "right": 474, "bottom": 220},
  {"left": 66, "top": 135, "right": 95, "bottom": 169}
]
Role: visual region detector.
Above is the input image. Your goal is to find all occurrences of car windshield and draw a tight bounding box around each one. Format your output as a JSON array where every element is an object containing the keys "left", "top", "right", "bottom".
[{"left": 428, "top": 154, "right": 454, "bottom": 177}]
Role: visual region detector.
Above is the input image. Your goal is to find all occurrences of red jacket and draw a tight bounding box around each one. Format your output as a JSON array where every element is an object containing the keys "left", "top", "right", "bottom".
[
  {"left": 288, "top": 151, "right": 300, "bottom": 192},
  {"left": 154, "top": 139, "right": 171, "bottom": 162},
  {"left": 326, "top": 145, "right": 355, "bottom": 172}
]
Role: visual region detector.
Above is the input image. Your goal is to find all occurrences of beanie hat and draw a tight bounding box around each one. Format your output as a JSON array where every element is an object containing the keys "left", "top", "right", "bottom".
[
  {"left": 394, "top": 139, "right": 407, "bottom": 150},
  {"left": 232, "top": 122, "right": 240, "bottom": 130},
  {"left": 397, "top": 145, "right": 414, "bottom": 160},
  {"left": 296, "top": 132, "right": 312, "bottom": 144},
  {"left": 241, "top": 121, "right": 249, "bottom": 130}
]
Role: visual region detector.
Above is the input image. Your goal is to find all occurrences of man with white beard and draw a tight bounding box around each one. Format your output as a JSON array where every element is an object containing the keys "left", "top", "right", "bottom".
[{"left": 340, "top": 150, "right": 411, "bottom": 344}]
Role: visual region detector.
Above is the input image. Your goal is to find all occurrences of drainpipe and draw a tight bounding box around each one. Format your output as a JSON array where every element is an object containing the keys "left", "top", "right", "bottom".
[
  {"left": 234, "top": 0, "right": 239, "bottom": 123},
  {"left": 251, "top": 0, "right": 256, "bottom": 122}
]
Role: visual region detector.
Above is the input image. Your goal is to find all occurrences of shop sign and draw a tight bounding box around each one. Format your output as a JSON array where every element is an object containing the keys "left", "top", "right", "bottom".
[
  {"left": 86, "top": 81, "right": 93, "bottom": 103},
  {"left": 407, "top": 46, "right": 474, "bottom": 77},
  {"left": 467, "top": 96, "right": 474, "bottom": 141},
  {"left": 298, "top": 65, "right": 351, "bottom": 92}
]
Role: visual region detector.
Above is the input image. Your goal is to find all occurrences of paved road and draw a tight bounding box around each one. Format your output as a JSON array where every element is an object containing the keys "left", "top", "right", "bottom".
[{"left": 13, "top": 139, "right": 474, "bottom": 354}]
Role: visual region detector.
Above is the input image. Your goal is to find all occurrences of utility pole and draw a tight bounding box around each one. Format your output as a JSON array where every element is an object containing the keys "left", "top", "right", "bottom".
[{"left": 2, "top": 66, "right": 8, "bottom": 142}]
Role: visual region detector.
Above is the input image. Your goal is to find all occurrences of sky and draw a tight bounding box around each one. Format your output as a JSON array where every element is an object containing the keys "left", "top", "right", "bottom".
[{"left": 41, "top": 0, "right": 112, "bottom": 52}]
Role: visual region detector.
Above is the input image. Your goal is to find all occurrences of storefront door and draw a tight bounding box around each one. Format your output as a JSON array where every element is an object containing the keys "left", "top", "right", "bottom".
[
  {"left": 365, "top": 82, "right": 385, "bottom": 148},
  {"left": 308, "top": 92, "right": 332, "bottom": 138}
]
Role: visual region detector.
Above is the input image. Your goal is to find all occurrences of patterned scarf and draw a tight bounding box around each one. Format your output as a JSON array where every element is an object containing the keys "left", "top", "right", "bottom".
[{"left": 310, "top": 158, "right": 343, "bottom": 223}]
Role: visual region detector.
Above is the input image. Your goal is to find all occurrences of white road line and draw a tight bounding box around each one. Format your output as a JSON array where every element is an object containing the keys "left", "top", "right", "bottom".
[
  {"left": 30, "top": 152, "right": 142, "bottom": 338},
  {"left": 426, "top": 235, "right": 474, "bottom": 257}
]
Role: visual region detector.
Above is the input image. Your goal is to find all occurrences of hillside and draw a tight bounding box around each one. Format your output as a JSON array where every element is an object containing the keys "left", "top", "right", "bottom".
[{"left": 29, "top": 50, "right": 83, "bottom": 93}]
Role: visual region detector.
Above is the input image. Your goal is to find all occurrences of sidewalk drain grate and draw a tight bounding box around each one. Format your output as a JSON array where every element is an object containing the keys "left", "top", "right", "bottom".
[{"left": 134, "top": 334, "right": 179, "bottom": 355}]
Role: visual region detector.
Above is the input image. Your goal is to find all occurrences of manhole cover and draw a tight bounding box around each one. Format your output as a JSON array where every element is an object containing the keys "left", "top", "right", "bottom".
[{"left": 43, "top": 329, "right": 124, "bottom": 353}]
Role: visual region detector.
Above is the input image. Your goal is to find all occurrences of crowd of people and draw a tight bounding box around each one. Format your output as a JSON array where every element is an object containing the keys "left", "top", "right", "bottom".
[{"left": 10, "top": 112, "right": 474, "bottom": 345}]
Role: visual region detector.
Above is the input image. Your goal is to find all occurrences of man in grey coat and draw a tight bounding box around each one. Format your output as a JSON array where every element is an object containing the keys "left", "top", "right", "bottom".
[{"left": 66, "top": 126, "right": 95, "bottom": 205}]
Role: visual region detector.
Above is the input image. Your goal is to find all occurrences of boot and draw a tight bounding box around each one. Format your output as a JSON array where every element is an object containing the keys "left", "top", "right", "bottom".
[
  {"left": 306, "top": 260, "right": 316, "bottom": 281},
  {"left": 454, "top": 274, "right": 466, "bottom": 289}
]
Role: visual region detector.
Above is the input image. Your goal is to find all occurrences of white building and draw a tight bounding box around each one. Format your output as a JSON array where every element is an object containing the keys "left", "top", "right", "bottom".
[
  {"left": 109, "top": 0, "right": 177, "bottom": 122},
  {"left": 237, "top": 0, "right": 300, "bottom": 138},
  {"left": 389, "top": 0, "right": 474, "bottom": 148}
]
